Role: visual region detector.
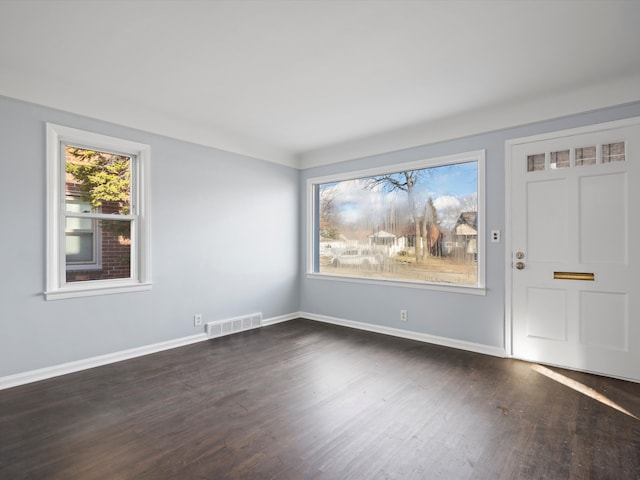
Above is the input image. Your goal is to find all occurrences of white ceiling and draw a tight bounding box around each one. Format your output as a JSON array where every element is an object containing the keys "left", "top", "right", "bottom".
[{"left": 1, "top": 0, "right": 640, "bottom": 168}]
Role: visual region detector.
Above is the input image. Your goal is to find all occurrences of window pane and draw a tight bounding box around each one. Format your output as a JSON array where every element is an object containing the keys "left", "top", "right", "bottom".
[
  {"left": 66, "top": 198, "right": 93, "bottom": 230},
  {"left": 66, "top": 219, "right": 132, "bottom": 283},
  {"left": 66, "top": 231, "right": 94, "bottom": 263},
  {"left": 550, "top": 150, "right": 570, "bottom": 169},
  {"left": 575, "top": 146, "right": 596, "bottom": 166},
  {"left": 318, "top": 162, "right": 478, "bottom": 286},
  {"left": 527, "top": 154, "right": 545, "bottom": 172},
  {"left": 65, "top": 146, "right": 132, "bottom": 215},
  {"left": 602, "top": 142, "right": 625, "bottom": 163},
  {"left": 65, "top": 216, "right": 92, "bottom": 231},
  {"left": 65, "top": 210, "right": 96, "bottom": 265}
]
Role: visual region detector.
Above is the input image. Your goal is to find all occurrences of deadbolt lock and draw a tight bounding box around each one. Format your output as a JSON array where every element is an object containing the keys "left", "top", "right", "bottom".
[{"left": 515, "top": 251, "right": 525, "bottom": 259}]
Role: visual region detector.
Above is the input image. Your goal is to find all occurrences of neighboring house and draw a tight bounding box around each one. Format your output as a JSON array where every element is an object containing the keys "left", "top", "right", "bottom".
[
  {"left": 367, "top": 230, "right": 396, "bottom": 246},
  {"left": 367, "top": 230, "right": 398, "bottom": 256},
  {"left": 454, "top": 212, "right": 478, "bottom": 259}
]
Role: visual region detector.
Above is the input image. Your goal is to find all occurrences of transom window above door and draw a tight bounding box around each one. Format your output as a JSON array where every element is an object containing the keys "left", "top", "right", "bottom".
[{"left": 527, "top": 142, "right": 625, "bottom": 172}]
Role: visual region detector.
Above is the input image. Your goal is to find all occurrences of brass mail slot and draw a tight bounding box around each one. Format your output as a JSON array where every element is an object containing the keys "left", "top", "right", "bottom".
[{"left": 553, "top": 271, "right": 595, "bottom": 281}]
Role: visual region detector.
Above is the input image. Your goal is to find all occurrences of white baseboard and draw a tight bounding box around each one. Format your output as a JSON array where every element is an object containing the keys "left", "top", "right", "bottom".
[
  {"left": 262, "top": 311, "right": 301, "bottom": 326},
  {"left": 0, "top": 333, "right": 208, "bottom": 391},
  {"left": 1, "top": 312, "right": 301, "bottom": 390},
  {"left": 299, "top": 312, "right": 507, "bottom": 358},
  {"left": 1, "top": 311, "right": 504, "bottom": 391}
]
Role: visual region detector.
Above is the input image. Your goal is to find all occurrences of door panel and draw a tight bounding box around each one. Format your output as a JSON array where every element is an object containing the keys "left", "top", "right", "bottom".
[
  {"left": 526, "top": 287, "right": 567, "bottom": 341},
  {"left": 580, "top": 173, "right": 627, "bottom": 264},
  {"left": 509, "top": 119, "right": 640, "bottom": 382},
  {"left": 527, "top": 179, "right": 568, "bottom": 262},
  {"left": 580, "top": 291, "right": 628, "bottom": 351}
]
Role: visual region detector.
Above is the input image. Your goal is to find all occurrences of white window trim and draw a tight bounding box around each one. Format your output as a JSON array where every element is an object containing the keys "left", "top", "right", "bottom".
[
  {"left": 45, "top": 123, "right": 151, "bottom": 300},
  {"left": 306, "top": 150, "right": 486, "bottom": 295}
]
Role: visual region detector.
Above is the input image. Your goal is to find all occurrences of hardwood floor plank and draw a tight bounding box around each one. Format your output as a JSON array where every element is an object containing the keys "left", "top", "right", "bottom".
[{"left": 1, "top": 318, "right": 639, "bottom": 479}]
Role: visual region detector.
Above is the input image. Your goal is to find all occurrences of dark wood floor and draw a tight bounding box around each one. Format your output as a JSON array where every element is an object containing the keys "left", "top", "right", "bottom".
[{"left": 1, "top": 319, "right": 639, "bottom": 479}]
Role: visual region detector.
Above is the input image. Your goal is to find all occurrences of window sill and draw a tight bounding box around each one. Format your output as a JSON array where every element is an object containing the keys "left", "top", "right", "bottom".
[
  {"left": 44, "top": 281, "right": 152, "bottom": 301},
  {"left": 306, "top": 272, "right": 486, "bottom": 296}
]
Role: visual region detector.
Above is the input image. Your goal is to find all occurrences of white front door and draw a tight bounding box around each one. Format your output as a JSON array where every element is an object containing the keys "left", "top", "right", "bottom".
[{"left": 508, "top": 118, "right": 640, "bottom": 382}]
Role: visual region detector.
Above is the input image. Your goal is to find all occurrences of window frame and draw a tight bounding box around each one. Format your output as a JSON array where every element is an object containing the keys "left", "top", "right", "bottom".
[
  {"left": 306, "top": 150, "right": 486, "bottom": 295},
  {"left": 45, "top": 123, "right": 151, "bottom": 300},
  {"left": 64, "top": 195, "right": 102, "bottom": 270}
]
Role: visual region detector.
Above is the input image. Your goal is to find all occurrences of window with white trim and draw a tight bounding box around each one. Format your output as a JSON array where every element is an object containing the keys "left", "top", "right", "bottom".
[
  {"left": 46, "top": 124, "right": 151, "bottom": 300},
  {"left": 307, "top": 150, "right": 485, "bottom": 292}
]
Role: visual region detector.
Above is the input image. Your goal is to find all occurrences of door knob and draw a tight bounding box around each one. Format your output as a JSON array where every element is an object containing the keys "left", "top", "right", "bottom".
[{"left": 515, "top": 262, "right": 525, "bottom": 270}]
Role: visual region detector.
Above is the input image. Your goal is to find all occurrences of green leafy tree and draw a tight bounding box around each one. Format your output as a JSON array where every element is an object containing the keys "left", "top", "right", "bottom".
[{"left": 65, "top": 147, "right": 131, "bottom": 237}]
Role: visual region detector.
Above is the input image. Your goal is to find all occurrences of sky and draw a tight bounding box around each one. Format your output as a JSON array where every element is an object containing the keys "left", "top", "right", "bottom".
[{"left": 320, "top": 161, "right": 478, "bottom": 228}]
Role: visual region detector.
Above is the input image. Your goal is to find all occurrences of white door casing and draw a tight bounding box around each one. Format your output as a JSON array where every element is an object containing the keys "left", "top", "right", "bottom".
[{"left": 506, "top": 118, "right": 640, "bottom": 382}]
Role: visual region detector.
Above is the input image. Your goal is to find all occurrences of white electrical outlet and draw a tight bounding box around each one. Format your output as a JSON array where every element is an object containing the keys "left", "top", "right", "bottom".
[
  {"left": 400, "top": 309, "right": 408, "bottom": 321},
  {"left": 491, "top": 230, "right": 501, "bottom": 243},
  {"left": 194, "top": 314, "right": 203, "bottom": 326}
]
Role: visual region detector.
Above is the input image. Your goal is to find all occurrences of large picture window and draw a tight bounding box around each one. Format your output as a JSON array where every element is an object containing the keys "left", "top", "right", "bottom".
[
  {"left": 308, "top": 150, "right": 485, "bottom": 292},
  {"left": 46, "top": 124, "right": 151, "bottom": 300}
]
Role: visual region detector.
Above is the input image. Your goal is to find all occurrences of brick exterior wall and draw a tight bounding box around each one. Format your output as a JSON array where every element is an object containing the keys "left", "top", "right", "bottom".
[
  {"left": 65, "top": 183, "right": 131, "bottom": 283},
  {"left": 66, "top": 227, "right": 131, "bottom": 283}
]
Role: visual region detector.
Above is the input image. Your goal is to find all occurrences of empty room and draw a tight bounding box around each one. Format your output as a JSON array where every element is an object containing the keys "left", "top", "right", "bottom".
[{"left": 1, "top": 1, "right": 639, "bottom": 478}]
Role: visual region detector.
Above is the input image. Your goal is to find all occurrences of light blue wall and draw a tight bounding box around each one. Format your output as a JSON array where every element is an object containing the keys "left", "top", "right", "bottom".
[
  {"left": 299, "top": 102, "right": 640, "bottom": 349},
  {"left": 2, "top": 94, "right": 639, "bottom": 379},
  {"left": 0, "top": 96, "right": 300, "bottom": 377}
]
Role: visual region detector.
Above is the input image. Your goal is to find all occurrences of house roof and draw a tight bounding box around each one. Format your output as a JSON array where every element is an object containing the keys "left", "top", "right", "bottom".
[
  {"left": 457, "top": 212, "right": 477, "bottom": 228},
  {"left": 1, "top": 1, "right": 639, "bottom": 168},
  {"left": 455, "top": 212, "right": 478, "bottom": 236}
]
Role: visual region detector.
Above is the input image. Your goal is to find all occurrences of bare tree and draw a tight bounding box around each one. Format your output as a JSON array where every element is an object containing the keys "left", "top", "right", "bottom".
[
  {"left": 368, "top": 171, "right": 424, "bottom": 264},
  {"left": 319, "top": 186, "right": 339, "bottom": 239}
]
